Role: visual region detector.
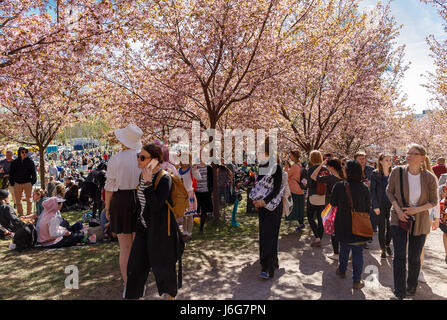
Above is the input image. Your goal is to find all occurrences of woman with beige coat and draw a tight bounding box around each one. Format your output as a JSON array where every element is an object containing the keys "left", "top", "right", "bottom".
[{"left": 386, "top": 143, "right": 438, "bottom": 300}]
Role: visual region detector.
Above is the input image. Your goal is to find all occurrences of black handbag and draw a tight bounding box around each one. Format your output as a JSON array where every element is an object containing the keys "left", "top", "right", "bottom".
[{"left": 399, "top": 167, "right": 415, "bottom": 233}]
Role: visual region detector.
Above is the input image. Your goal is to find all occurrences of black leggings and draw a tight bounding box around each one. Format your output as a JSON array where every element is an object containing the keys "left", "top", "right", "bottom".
[
  {"left": 46, "top": 232, "right": 84, "bottom": 248},
  {"left": 307, "top": 201, "right": 324, "bottom": 239},
  {"left": 378, "top": 202, "right": 392, "bottom": 250}
]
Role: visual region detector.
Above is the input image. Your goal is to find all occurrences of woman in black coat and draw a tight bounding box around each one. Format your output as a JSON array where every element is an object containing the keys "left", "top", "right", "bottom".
[
  {"left": 125, "top": 144, "right": 184, "bottom": 300},
  {"left": 250, "top": 138, "right": 283, "bottom": 280},
  {"left": 369, "top": 153, "right": 393, "bottom": 259},
  {"left": 330, "top": 160, "right": 372, "bottom": 290}
]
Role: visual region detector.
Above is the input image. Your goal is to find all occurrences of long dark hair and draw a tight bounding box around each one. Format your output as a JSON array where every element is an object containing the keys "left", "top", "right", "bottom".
[
  {"left": 327, "top": 159, "right": 345, "bottom": 179},
  {"left": 377, "top": 153, "right": 393, "bottom": 177},
  {"left": 346, "top": 160, "right": 362, "bottom": 182}
]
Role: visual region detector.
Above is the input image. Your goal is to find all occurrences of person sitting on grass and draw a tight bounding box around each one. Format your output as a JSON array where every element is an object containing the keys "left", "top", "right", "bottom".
[
  {"left": 0, "top": 189, "right": 24, "bottom": 236},
  {"left": 37, "top": 197, "right": 84, "bottom": 248},
  {"left": 22, "top": 188, "right": 48, "bottom": 222}
]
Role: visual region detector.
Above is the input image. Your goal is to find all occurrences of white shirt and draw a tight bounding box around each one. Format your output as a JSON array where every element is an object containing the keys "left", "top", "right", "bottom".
[
  {"left": 408, "top": 172, "right": 421, "bottom": 207},
  {"left": 104, "top": 149, "right": 141, "bottom": 191},
  {"left": 179, "top": 167, "right": 201, "bottom": 192}
]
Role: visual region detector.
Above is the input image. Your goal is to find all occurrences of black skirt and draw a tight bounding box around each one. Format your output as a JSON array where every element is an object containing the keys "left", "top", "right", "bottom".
[{"left": 110, "top": 189, "right": 137, "bottom": 234}]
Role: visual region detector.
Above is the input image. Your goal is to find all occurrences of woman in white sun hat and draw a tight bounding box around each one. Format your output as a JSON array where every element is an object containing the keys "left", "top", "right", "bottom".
[{"left": 104, "top": 124, "right": 143, "bottom": 297}]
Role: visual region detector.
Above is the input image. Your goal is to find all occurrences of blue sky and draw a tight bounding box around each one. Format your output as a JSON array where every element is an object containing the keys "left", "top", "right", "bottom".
[{"left": 359, "top": 0, "right": 445, "bottom": 113}]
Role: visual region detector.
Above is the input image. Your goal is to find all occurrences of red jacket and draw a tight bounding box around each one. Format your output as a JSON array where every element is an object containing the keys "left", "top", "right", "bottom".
[{"left": 432, "top": 164, "right": 447, "bottom": 179}]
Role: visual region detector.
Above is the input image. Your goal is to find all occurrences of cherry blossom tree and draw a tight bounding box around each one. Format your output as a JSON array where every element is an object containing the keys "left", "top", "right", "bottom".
[
  {"left": 275, "top": 1, "right": 407, "bottom": 156},
  {"left": 421, "top": 0, "right": 447, "bottom": 109},
  {"left": 0, "top": 49, "right": 94, "bottom": 188},
  {"left": 92, "top": 0, "right": 317, "bottom": 221}
]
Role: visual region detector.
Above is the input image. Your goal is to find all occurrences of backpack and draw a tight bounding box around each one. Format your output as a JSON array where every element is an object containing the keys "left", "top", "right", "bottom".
[
  {"left": 154, "top": 170, "right": 189, "bottom": 236},
  {"left": 13, "top": 223, "right": 37, "bottom": 252}
]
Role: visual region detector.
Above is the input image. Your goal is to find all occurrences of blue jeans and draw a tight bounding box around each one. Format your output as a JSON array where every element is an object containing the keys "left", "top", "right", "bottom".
[{"left": 338, "top": 242, "right": 364, "bottom": 282}]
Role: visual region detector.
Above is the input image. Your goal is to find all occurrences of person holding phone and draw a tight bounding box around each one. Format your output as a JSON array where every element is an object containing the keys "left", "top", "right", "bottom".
[{"left": 125, "top": 143, "right": 183, "bottom": 300}]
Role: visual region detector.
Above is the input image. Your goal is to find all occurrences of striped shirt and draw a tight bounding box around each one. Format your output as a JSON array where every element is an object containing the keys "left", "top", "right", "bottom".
[
  {"left": 196, "top": 165, "right": 208, "bottom": 193},
  {"left": 137, "top": 177, "right": 152, "bottom": 228}
]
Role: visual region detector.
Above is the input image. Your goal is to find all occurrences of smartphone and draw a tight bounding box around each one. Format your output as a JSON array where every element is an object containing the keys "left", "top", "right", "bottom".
[{"left": 147, "top": 159, "right": 159, "bottom": 170}]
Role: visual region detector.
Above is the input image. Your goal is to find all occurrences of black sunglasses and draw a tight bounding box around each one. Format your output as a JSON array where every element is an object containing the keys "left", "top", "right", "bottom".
[
  {"left": 21, "top": 151, "right": 28, "bottom": 154},
  {"left": 137, "top": 153, "right": 150, "bottom": 161}
]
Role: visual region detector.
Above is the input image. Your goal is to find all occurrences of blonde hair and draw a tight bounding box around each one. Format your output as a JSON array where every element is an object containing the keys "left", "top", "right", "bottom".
[
  {"left": 309, "top": 150, "right": 323, "bottom": 166},
  {"left": 33, "top": 188, "right": 47, "bottom": 199},
  {"left": 55, "top": 183, "right": 66, "bottom": 197},
  {"left": 407, "top": 143, "right": 428, "bottom": 171}
]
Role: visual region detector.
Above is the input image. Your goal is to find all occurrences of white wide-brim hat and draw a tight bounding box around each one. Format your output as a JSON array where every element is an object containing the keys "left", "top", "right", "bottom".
[{"left": 114, "top": 124, "right": 143, "bottom": 151}]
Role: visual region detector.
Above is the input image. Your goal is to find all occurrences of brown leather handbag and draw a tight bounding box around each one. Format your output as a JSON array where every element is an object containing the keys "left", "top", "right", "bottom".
[{"left": 344, "top": 181, "right": 373, "bottom": 237}]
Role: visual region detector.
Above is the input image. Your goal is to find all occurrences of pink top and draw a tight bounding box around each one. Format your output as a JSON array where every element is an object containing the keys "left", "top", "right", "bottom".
[
  {"left": 37, "top": 198, "right": 65, "bottom": 246},
  {"left": 285, "top": 163, "right": 304, "bottom": 195}
]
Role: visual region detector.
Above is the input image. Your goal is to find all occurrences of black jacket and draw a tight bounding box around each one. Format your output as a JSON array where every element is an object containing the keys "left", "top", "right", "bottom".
[
  {"left": 369, "top": 170, "right": 391, "bottom": 210},
  {"left": 330, "top": 181, "right": 372, "bottom": 244},
  {"left": 9, "top": 157, "right": 37, "bottom": 186},
  {"left": 136, "top": 171, "right": 184, "bottom": 297},
  {"left": 0, "top": 203, "right": 24, "bottom": 233}
]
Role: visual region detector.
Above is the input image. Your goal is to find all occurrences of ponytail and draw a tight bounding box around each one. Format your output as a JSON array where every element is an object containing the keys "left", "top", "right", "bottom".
[{"left": 424, "top": 156, "right": 434, "bottom": 174}]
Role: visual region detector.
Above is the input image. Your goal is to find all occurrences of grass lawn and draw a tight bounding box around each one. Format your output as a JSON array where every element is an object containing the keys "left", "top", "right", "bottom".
[{"left": 0, "top": 194, "right": 298, "bottom": 300}]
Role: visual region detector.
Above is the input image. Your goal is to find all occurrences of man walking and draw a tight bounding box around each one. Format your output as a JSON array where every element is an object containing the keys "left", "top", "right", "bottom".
[{"left": 9, "top": 147, "right": 37, "bottom": 216}]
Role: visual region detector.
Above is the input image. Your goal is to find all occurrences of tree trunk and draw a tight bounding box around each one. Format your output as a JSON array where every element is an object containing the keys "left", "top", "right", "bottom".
[
  {"left": 39, "top": 145, "right": 46, "bottom": 190},
  {"left": 209, "top": 120, "right": 221, "bottom": 223}
]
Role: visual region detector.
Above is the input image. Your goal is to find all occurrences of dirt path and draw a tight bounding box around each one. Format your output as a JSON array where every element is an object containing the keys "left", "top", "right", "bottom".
[{"left": 143, "top": 227, "right": 447, "bottom": 300}]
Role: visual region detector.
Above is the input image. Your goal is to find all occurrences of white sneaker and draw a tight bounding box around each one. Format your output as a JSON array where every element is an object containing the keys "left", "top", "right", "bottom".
[
  {"left": 418, "top": 271, "right": 426, "bottom": 283},
  {"left": 328, "top": 253, "right": 339, "bottom": 261}
]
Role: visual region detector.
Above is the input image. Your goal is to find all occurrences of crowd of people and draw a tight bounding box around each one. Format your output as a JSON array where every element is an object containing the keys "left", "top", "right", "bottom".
[
  {"left": 257, "top": 145, "right": 447, "bottom": 299},
  {"left": 1, "top": 123, "right": 447, "bottom": 301}
]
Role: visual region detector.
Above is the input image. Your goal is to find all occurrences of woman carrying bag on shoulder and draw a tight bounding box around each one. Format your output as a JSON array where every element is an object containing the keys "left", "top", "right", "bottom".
[
  {"left": 250, "top": 138, "right": 284, "bottom": 280},
  {"left": 125, "top": 143, "right": 183, "bottom": 300},
  {"left": 330, "top": 160, "right": 372, "bottom": 289},
  {"left": 386, "top": 144, "right": 438, "bottom": 300}
]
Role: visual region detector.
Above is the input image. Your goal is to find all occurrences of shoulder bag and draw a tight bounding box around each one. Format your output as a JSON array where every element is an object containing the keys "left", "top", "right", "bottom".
[{"left": 344, "top": 181, "right": 373, "bottom": 237}]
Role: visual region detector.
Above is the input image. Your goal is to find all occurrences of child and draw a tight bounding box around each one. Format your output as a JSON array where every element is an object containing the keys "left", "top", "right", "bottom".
[{"left": 178, "top": 158, "right": 201, "bottom": 241}]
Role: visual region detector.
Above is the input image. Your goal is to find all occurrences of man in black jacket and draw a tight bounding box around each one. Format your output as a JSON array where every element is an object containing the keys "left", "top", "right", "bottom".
[
  {"left": 9, "top": 147, "right": 37, "bottom": 217},
  {"left": 79, "top": 163, "right": 107, "bottom": 218}
]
